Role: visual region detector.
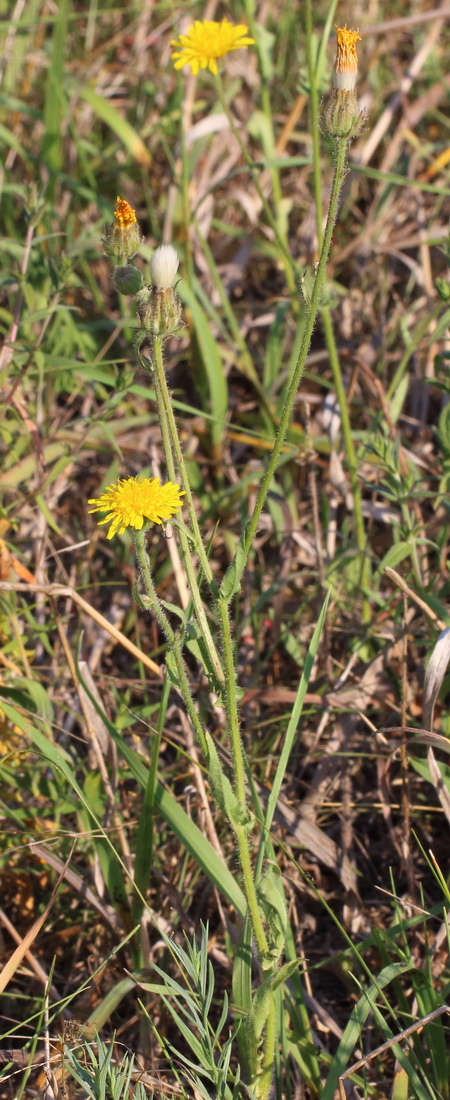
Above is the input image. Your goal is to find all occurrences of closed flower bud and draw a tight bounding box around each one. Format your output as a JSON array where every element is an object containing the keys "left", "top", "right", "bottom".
[
  {"left": 102, "top": 197, "right": 143, "bottom": 264},
  {"left": 113, "top": 264, "right": 144, "bottom": 296},
  {"left": 150, "top": 244, "right": 179, "bottom": 290},
  {"left": 324, "top": 89, "right": 363, "bottom": 138},
  {"left": 324, "top": 25, "right": 365, "bottom": 141}
]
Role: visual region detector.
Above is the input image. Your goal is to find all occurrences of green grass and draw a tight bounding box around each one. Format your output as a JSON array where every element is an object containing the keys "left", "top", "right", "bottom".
[{"left": 1, "top": 0, "right": 450, "bottom": 1097}]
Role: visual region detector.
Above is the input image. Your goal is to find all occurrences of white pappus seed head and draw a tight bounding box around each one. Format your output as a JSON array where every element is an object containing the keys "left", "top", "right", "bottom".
[{"left": 150, "top": 245, "right": 180, "bottom": 290}]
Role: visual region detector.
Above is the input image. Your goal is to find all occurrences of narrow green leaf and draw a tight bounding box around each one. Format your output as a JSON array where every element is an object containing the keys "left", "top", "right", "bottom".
[
  {"left": 72, "top": 666, "right": 247, "bottom": 916},
  {"left": 321, "top": 961, "right": 423, "bottom": 1100},
  {"left": 80, "top": 86, "right": 152, "bottom": 167},
  {"left": 378, "top": 542, "right": 414, "bottom": 573},
  {"left": 42, "top": 0, "right": 67, "bottom": 183},
  {"left": 179, "top": 282, "right": 228, "bottom": 449},
  {"left": 264, "top": 590, "right": 330, "bottom": 833}
]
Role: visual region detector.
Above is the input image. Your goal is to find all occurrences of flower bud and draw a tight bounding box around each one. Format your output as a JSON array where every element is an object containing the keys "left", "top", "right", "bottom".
[
  {"left": 135, "top": 285, "right": 183, "bottom": 337},
  {"left": 324, "top": 25, "right": 365, "bottom": 141},
  {"left": 150, "top": 244, "right": 179, "bottom": 290},
  {"left": 324, "top": 89, "right": 363, "bottom": 139},
  {"left": 113, "top": 264, "right": 144, "bottom": 296},
  {"left": 102, "top": 197, "right": 143, "bottom": 264}
]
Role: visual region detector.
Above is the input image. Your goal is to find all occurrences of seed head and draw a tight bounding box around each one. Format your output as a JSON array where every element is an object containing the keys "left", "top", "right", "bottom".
[{"left": 150, "top": 245, "right": 180, "bottom": 290}]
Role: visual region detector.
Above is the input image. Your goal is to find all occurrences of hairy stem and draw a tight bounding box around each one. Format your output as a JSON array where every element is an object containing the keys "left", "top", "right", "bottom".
[
  {"left": 152, "top": 337, "right": 216, "bottom": 590},
  {"left": 306, "top": 2, "right": 370, "bottom": 616},
  {"left": 134, "top": 529, "right": 208, "bottom": 757},
  {"left": 151, "top": 336, "right": 224, "bottom": 687}
]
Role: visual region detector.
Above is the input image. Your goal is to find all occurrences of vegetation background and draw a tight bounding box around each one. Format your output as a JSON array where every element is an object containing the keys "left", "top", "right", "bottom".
[{"left": 1, "top": 0, "right": 450, "bottom": 1097}]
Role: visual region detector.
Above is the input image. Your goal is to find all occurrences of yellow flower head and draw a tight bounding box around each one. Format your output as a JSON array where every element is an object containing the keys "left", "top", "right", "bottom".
[
  {"left": 103, "top": 197, "right": 142, "bottom": 264},
  {"left": 88, "top": 477, "right": 185, "bottom": 540},
  {"left": 171, "top": 18, "right": 254, "bottom": 75},
  {"left": 333, "top": 24, "right": 361, "bottom": 90},
  {"left": 114, "top": 197, "right": 137, "bottom": 228}
]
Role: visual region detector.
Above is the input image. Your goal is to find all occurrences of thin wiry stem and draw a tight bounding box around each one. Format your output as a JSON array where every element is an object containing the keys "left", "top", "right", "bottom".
[
  {"left": 134, "top": 529, "right": 208, "bottom": 758},
  {"left": 305, "top": 0, "right": 370, "bottom": 617},
  {"left": 221, "top": 135, "right": 350, "bottom": 601},
  {"left": 150, "top": 336, "right": 224, "bottom": 688}
]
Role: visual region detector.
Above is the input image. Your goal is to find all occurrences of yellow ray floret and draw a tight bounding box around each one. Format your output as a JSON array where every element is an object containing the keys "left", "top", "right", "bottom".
[
  {"left": 334, "top": 24, "right": 361, "bottom": 73},
  {"left": 114, "top": 197, "right": 137, "bottom": 228},
  {"left": 88, "top": 477, "right": 184, "bottom": 539},
  {"left": 171, "top": 18, "right": 254, "bottom": 75}
]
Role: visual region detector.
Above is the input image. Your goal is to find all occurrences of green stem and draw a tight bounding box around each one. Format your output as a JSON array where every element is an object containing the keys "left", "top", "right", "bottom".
[
  {"left": 218, "top": 597, "right": 268, "bottom": 959},
  {"left": 235, "top": 823, "right": 268, "bottom": 961},
  {"left": 217, "top": 596, "right": 246, "bottom": 808},
  {"left": 152, "top": 340, "right": 224, "bottom": 686},
  {"left": 306, "top": 1, "right": 370, "bottom": 616},
  {"left": 221, "top": 135, "right": 349, "bottom": 599},
  {"left": 134, "top": 529, "right": 208, "bottom": 758},
  {"left": 153, "top": 340, "right": 268, "bottom": 961},
  {"left": 152, "top": 336, "right": 216, "bottom": 590},
  {"left": 256, "top": 997, "right": 277, "bottom": 1100},
  {"left": 324, "top": 310, "right": 370, "bottom": 608},
  {"left": 213, "top": 74, "right": 296, "bottom": 297}
]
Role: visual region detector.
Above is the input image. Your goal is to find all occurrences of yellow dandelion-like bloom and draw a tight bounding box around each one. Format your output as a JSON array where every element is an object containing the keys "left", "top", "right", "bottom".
[
  {"left": 88, "top": 477, "right": 185, "bottom": 540},
  {"left": 333, "top": 25, "right": 361, "bottom": 90},
  {"left": 171, "top": 18, "right": 254, "bottom": 75},
  {"left": 114, "top": 197, "right": 137, "bottom": 228}
]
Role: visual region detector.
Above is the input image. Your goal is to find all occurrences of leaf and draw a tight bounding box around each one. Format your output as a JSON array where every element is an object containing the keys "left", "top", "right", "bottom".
[
  {"left": 219, "top": 536, "right": 249, "bottom": 601},
  {"left": 80, "top": 86, "right": 152, "bottom": 166},
  {"left": 437, "top": 402, "right": 450, "bottom": 456},
  {"left": 205, "top": 732, "right": 251, "bottom": 830},
  {"left": 423, "top": 627, "right": 450, "bottom": 729},
  {"left": 264, "top": 591, "right": 330, "bottom": 834},
  {"left": 389, "top": 374, "right": 410, "bottom": 424},
  {"left": 377, "top": 542, "right": 414, "bottom": 573},
  {"left": 321, "top": 961, "right": 424, "bottom": 1100},
  {"left": 232, "top": 916, "right": 253, "bottom": 1075},
  {"left": 42, "top": 0, "right": 67, "bottom": 184},
  {"left": 72, "top": 666, "right": 247, "bottom": 916},
  {"left": 248, "top": 975, "right": 273, "bottom": 1044},
  {"left": 179, "top": 282, "right": 228, "bottom": 452},
  {"left": 256, "top": 863, "right": 287, "bottom": 964}
]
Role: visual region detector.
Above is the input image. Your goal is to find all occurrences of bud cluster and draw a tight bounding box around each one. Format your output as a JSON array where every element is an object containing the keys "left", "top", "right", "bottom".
[
  {"left": 102, "top": 201, "right": 183, "bottom": 348},
  {"left": 135, "top": 245, "right": 182, "bottom": 338},
  {"left": 324, "top": 25, "right": 365, "bottom": 140}
]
